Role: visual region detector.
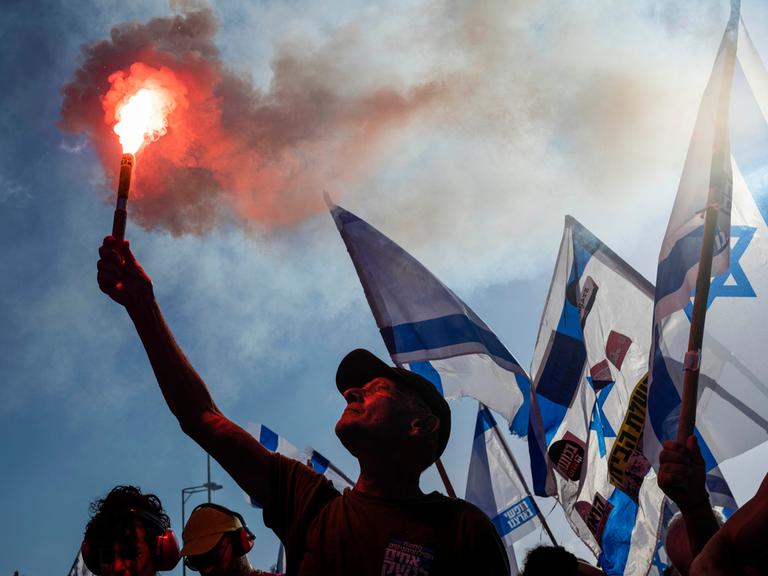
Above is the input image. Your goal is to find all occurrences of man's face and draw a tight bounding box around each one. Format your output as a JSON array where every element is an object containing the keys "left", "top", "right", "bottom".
[
  {"left": 185, "top": 534, "right": 236, "bottom": 576},
  {"left": 98, "top": 521, "right": 156, "bottom": 576},
  {"left": 335, "top": 377, "right": 419, "bottom": 455}
]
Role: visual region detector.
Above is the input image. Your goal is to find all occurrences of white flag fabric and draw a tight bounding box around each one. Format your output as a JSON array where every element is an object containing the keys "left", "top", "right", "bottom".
[
  {"left": 67, "top": 552, "right": 95, "bottom": 576},
  {"left": 645, "top": 2, "right": 768, "bottom": 502},
  {"left": 466, "top": 404, "right": 539, "bottom": 575},
  {"left": 528, "top": 216, "right": 665, "bottom": 576},
  {"left": 329, "top": 199, "right": 531, "bottom": 435}
]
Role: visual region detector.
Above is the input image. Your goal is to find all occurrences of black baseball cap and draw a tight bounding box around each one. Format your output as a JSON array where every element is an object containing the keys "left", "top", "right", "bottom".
[{"left": 336, "top": 348, "right": 451, "bottom": 458}]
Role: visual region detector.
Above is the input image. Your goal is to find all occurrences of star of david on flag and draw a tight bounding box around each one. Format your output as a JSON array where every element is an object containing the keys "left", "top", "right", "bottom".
[
  {"left": 587, "top": 377, "right": 616, "bottom": 458},
  {"left": 644, "top": 3, "right": 768, "bottom": 496},
  {"left": 528, "top": 216, "right": 666, "bottom": 575}
]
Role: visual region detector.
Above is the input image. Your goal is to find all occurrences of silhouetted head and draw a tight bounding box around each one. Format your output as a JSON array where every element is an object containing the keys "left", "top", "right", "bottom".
[
  {"left": 521, "top": 545, "right": 603, "bottom": 576},
  {"left": 665, "top": 510, "right": 724, "bottom": 575},
  {"left": 522, "top": 545, "right": 577, "bottom": 575},
  {"left": 181, "top": 503, "right": 255, "bottom": 576},
  {"left": 82, "top": 485, "right": 178, "bottom": 576},
  {"left": 334, "top": 349, "right": 450, "bottom": 473}
]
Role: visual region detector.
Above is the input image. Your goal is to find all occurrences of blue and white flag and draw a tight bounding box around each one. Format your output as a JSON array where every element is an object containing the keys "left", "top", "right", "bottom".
[
  {"left": 247, "top": 422, "right": 303, "bottom": 460},
  {"left": 244, "top": 423, "right": 355, "bottom": 507},
  {"left": 466, "top": 404, "right": 540, "bottom": 574},
  {"left": 329, "top": 199, "right": 531, "bottom": 435},
  {"left": 528, "top": 216, "right": 665, "bottom": 576},
  {"left": 245, "top": 422, "right": 303, "bottom": 507},
  {"left": 305, "top": 446, "right": 355, "bottom": 492},
  {"left": 644, "top": 3, "right": 768, "bottom": 505}
]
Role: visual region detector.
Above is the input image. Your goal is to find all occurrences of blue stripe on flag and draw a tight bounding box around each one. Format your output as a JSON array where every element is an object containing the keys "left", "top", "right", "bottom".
[
  {"left": 259, "top": 425, "right": 278, "bottom": 452},
  {"left": 655, "top": 226, "right": 709, "bottom": 302},
  {"left": 648, "top": 330, "right": 684, "bottom": 445},
  {"left": 491, "top": 496, "right": 538, "bottom": 537},
  {"left": 649, "top": 330, "right": 726, "bottom": 474},
  {"left": 408, "top": 360, "right": 445, "bottom": 396},
  {"left": 528, "top": 416, "right": 550, "bottom": 496},
  {"left": 555, "top": 297, "right": 584, "bottom": 341},
  {"left": 536, "top": 331, "right": 587, "bottom": 407},
  {"left": 474, "top": 406, "right": 496, "bottom": 438},
  {"left": 598, "top": 489, "right": 637, "bottom": 575},
  {"left": 537, "top": 395, "right": 570, "bottom": 446},
  {"left": 509, "top": 372, "right": 531, "bottom": 437},
  {"left": 706, "top": 472, "right": 733, "bottom": 498},
  {"left": 310, "top": 450, "right": 330, "bottom": 475},
  {"left": 380, "top": 314, "right": 518, "bottom": 365}
]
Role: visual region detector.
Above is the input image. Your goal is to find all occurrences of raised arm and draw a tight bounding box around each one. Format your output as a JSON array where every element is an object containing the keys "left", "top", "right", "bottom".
[
  {"left": 657, "top": 435, "right": 721, "bottom": 575},
  {"left": 97, "top": 236, "right": 271, "bottom": 505}
]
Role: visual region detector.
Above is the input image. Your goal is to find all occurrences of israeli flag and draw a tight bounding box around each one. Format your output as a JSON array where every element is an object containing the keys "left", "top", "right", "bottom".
[
  {"left": 247, "top": 422, "right": 303, "bottom": 460},
  {"left": 305, "top": 446, "right": 355, "bottom": 492},
  {"left": 466, "top": 404, "right": 540, "bottom": 574},
  {"left": 243, "top": 423, "right": 303, "bottom": 507},
  {"left": 528, "top": 216, "right": 665, "bottom": 576},
  {"left": 244, "top": 423, "right": 355, "bottom": 504},
  {"left": 645, "top": 2, "right": 768, "bottom": 504},
  {"left": 328, "top": 199, "right": 531, "bottom": 435}
]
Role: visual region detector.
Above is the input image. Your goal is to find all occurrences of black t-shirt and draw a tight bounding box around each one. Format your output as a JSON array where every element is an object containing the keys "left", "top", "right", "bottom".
[{"left": 262, "top": 453, "right": 511, "bottom": 576}]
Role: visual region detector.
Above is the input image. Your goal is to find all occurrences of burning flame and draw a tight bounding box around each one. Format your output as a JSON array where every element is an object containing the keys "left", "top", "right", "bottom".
[{"left": 113, "top": 87, "right": 176, "bottom": 154}]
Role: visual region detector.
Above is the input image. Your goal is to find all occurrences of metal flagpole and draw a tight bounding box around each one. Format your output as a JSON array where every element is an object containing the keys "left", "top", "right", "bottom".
[
  {"left": 485, "top": 404, "right": 558, "bottom": 545},
  {"left": 207, "top": 454, "right": 212, "bottom": 503}
]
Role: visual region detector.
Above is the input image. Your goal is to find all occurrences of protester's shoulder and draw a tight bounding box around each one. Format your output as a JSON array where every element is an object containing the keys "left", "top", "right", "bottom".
[
  {"left": 271, "top": 452, "right": 340, "bottom": 495},
  {"left": 424, "top": 492, "right": 495, "bottom": 525}
]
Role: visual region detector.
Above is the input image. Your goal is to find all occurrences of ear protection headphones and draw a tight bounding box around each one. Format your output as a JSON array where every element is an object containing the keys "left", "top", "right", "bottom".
[
  {"left": 189, "top": 503, "right": 255, "bottom": 556},
  {"left": 81, "top": 507, "right": 180, "bottom": 574}
]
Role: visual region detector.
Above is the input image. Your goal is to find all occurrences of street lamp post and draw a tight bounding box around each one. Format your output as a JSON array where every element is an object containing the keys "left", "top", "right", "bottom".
[{"left": 181, "top": 454, "right": 223, "bottom": 576}]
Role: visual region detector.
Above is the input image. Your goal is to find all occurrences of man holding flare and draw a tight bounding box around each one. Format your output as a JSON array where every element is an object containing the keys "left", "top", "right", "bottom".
[{"left": 96, "top": 235, "right": 509, "bottom": 575}]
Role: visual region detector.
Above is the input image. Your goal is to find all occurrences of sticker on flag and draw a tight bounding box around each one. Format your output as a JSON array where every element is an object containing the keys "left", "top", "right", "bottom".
[{"left": 528, "top": 216, "right": 666, "bottom": 576}]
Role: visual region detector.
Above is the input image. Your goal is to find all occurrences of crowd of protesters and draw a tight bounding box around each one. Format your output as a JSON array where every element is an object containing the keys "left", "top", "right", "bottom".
[
  {"left": 78, "top": 485, "right": 278, "bottom": 576},
  {"left": 82, "top": 236, "right": 768, "bottom": 575}
]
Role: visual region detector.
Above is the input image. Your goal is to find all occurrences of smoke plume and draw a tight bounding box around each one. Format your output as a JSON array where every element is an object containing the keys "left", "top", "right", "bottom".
[{"left": 60, "top": 8, "right": 444, "bottom": 235}]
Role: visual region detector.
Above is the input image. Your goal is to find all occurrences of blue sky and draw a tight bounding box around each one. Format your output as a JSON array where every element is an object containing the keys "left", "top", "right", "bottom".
[{"left": 2, "top": 1, "right": 768, "bottom": 574}]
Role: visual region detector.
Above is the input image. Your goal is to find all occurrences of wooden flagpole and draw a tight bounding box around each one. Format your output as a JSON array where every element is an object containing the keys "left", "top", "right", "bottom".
[
  {"left": 434, "top": 458, "right": 456, "bottom": 497},
  {"left": 677, "top": 204, "right": 721, "bottom": 442},
  {"left": 676, "top": 1, "right": 740, "bottom": 443},
  {"left": 390, "top": 359, "right": 456, "bottom": 497}
]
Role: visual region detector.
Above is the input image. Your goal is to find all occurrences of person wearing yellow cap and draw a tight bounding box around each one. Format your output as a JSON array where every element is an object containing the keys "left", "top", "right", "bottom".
[
  {"left": 97, "top": 238, "right": 510, "bottom": 575},
  {"left": 181, "top": 503, "right": 276, "bottom": 576}
]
